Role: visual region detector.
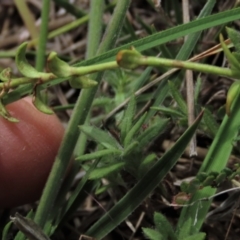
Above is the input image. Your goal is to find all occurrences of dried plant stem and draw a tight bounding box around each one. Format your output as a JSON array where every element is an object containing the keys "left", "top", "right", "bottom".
[{"left": 182, "top": 0, "right": 197, "bottom": 157}]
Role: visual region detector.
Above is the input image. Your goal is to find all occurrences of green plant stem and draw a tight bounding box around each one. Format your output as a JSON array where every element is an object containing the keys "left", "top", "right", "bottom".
[
  {"left": 137, "top": 56, "right": 240, "bottom": 79},
  {"left": 71, "top": 61, "right": 118, "bottom": 75},
  {"left": 36, "top": 0, "right": 51, "bottom": 71},
  {"left": 0, "top": 61, "right": 117, "bottom": 93},
  {"left": 33, "top": 0, "right": 130, "bottom": 228}
]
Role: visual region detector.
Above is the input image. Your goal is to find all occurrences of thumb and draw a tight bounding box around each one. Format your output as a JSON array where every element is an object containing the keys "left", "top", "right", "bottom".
[{"left": 0, "top": 97, "right": 64, "bottom": 208}]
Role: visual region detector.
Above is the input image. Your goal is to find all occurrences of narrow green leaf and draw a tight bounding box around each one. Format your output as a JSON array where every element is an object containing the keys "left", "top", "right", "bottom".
[
  {"left": 151, "top": 106, "right": 184, "bottom": 118},
  {"left": 138, "top": 153, "right": 157, "bottom": 178},
  {"left": 0, "top": 68, "right": 11, "bottom": 82},
  {"left": 124, "top": 112, "right": 147, "bottom": 146},
  {"left": 79, "top": 125, "right": 121, "bottom": 149},
  {"left": 184, "top": 233, "right": 206, "bottom": 240},
  {"left": 177, "top": 218, "right": 192, "bottom": 239},
  {"left": 219, "top": 34, "right": 240, "bottom": 72},
  {"left": 0, "top": 100, "right": 19, "bottom": 122},
  {"left": 76, "top": 149, "right": 122, "bottom": 161},
  {"left": 142, "top": 228, "right": 163, "bottom": 240},
  {"left": 32, "top": 88, "right": 54, "bottom": 114},
  {"left": 89, "top": 162, "right": 125, "bottom": 180},
  {"left": 154, "top": 212, "right": 177, "bottom": 240},
  {"left": 226, "top": 27, "right": 240, "bottom": 53},
  {"left": 137, "top": 118, "right": 169, "bottom": 149},
  {"left": 168, "top": 80, "right": 187, "bottom": 114},
  {"left": 226, "top": 81, "right": 240, "bottom": 116},
  {"left": 120, "top": 96, "right": 136, "bottom": 141},
  {"left": 85, "top": 111, "right": 203, "bottom": 239},
  {"left": 122, "top": 141, "right": 139, "bottom": 157},
  {"left": 202, "top": 107, "right": 219, "bottom": 138},
  {"left": 2, "top": 221, "right": 12, "bottom": 240}
]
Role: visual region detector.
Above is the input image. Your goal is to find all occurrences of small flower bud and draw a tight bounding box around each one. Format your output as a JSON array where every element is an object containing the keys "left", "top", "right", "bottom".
[{"left": 116, "top": 47, "right": 143, "bottom": 69}]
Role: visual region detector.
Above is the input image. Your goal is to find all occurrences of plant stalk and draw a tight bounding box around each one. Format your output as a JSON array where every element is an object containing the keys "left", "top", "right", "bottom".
[{"left": 138, "top": 56, "right": 239, "bottom": 79}]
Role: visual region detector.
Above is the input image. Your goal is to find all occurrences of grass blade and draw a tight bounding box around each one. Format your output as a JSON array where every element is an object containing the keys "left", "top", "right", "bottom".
[
  {"left": 79, "top": 125, "right": 121, "bottom": 149},
  {"left": 85, "top": 111, "right": 203, "bottom": 239}
]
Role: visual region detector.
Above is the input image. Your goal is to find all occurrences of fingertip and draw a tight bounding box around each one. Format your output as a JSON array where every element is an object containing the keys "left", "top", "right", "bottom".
[{"left": 0, "top": 97, "right": 64, "bottom": 207}]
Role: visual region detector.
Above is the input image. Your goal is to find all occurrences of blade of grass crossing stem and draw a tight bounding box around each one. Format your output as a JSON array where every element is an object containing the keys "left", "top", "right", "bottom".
[
  {"left": 85, "top": 111, "right": 203, "bottom": 239},
  {"left": 178, "top": 94, "right": 240, "bottom": 233},
  {"left": 3, "top": 6, "right": 240, "bottom": 105},
  {"left": 76, "top": 0, "right": 221, "bottom": 66},
  {"left": 33, "top": 0, "right": 131, "bottom": 228}
]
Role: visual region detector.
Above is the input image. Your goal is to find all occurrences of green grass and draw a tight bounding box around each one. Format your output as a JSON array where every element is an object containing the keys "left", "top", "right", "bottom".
[{"left": 2, "top": 1, "right": 240, "bottom": 239}]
